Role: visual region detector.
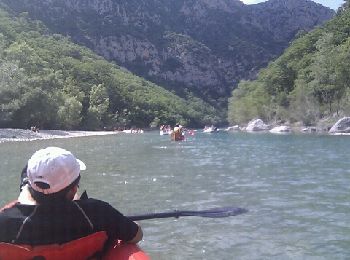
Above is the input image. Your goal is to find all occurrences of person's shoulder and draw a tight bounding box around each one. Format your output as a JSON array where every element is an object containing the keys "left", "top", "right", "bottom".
[
  {"left": 0, "top": 202, "right": 34, "bottom": 218},
  {"left": 0, "top": 201, "right": 19, "bottom": 212},
  {"left": 75, "top": 198, "right": 125, "bottom": 218},
  {"left": 75, "top": 198, "right": 112, "bottom": 208}
]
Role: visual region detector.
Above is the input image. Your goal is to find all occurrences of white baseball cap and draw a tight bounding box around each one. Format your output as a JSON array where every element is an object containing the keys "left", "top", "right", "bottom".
[{"left": 27, "top": 147, "right": 86, "bottom": 194}]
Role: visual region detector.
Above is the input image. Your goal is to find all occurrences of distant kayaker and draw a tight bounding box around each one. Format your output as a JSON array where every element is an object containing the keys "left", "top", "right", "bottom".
[
  {"left": 171, "top": 124, "right": 185, "bottom": 141},
  {"left": 173, "top": 124, "right": 183, "bottom": 134},
  {"left": 0, "top": 146, "right": 143, "bottom": 256}
]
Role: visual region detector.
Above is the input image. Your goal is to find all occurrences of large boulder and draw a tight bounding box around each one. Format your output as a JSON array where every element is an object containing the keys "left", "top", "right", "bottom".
[
  {"left": 246, "top": 119, "right": 269, "bottom": 132},
  {"left": 329, "top": 117, "right": 350, "bottom": 134}
]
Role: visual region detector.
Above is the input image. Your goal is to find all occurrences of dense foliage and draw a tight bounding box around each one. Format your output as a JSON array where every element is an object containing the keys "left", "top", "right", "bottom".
[
  {"left": 0, "top": 0, "right": 333, "bottom": 115},
  {"left": 0, "top": 9, "right": 222, "bottom": 130},
  {"left": 228, "top": 4, "right": 350, "bottom": 126}
]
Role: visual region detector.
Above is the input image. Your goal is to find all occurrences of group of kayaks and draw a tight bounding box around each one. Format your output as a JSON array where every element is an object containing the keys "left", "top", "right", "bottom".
[
  {"left": 0, "top": 201, "right": 150, "bottom": 260},
  {"left": 161, "top": 126, "right": 217, "bottom": 141}
]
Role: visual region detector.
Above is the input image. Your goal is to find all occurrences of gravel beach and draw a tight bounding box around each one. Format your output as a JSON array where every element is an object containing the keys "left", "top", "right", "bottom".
[{"left": 0, "top": 128, "right": 118, "bottom": 143}]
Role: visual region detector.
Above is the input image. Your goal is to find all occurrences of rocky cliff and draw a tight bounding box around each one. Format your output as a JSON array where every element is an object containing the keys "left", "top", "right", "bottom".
[{"left": 0, "top": 0, "right": 334, "bottom": 108}]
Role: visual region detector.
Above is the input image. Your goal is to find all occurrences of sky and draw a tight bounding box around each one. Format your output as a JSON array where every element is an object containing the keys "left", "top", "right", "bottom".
[{"left": 240, "top": 0, "right": 345, "bottom": 10}]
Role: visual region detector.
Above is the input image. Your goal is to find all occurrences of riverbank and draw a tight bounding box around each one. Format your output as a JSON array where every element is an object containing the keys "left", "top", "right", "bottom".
[{"left": 0, "top": 128, "right": 118, "bottom": 143}]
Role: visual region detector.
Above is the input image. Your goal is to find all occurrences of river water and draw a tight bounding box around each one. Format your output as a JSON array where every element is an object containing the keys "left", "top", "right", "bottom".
[{"left": 1, "top": 131, "right": 350, "bottom": 259}]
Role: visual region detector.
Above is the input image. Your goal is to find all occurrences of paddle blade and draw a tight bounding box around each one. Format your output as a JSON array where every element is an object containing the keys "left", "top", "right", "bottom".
[
  {"left": 180, "top": 207, "right": 248, "bottom": 218},
  {"left": 127, "top": 206, "right": 248, "bottom": 221}
]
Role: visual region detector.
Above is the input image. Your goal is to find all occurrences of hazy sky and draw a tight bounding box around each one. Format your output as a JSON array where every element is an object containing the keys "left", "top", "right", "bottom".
[{"left": 240, "top": 0, "right": 344, "bottom": 10}]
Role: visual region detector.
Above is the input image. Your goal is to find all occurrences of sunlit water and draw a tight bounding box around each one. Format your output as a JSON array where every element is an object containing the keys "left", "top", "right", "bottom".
[{"left": 1, "top": 131, "right": 350, "bottom": 259}]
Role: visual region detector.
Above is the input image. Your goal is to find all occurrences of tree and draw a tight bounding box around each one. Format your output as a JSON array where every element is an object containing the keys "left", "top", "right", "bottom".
[
  {"left": 339, "top": 0, "right": 350, "bottom": 12},
  {"left": 309, "top": 33, "right": 348, "bottom": 116},
  {"left": 289, "top": 78, "right": 319, "bottom": 125},
  {"left": 0, "top": 61, "right": 25, "bottom": 127},
  {"left": 228, "top": 80, "right": 271, "bottom": 124},
  {"left": 87, "top": 83, "right": 110, "bottom": 128},
  {"left": 57, "top": 95, "right": 82, "bottom": 129},
  {"left": 11, "top": 87, "right": 59, "bottom": 128},
  {"left": 333, "top": 39, "right": 350, "bottom": 115}
]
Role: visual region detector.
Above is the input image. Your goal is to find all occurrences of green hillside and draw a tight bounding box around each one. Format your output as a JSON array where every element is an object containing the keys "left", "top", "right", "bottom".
[
  {"left": 0, "top": 0, "right": 334, "bottom": 115},
  {"left": 228, "top": 3, "right": 350, "bottom": 127},
  {"left": 0, "top": 9, "right": 221, "bottom": 130}
]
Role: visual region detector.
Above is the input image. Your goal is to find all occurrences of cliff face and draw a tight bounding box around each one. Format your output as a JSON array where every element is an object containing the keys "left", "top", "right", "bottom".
[
  {"left": 0, "top": 0, "right": 334, "bottom": 107},
  {"left": 246, "top": 0, "right": 336, "bottom": 41}
]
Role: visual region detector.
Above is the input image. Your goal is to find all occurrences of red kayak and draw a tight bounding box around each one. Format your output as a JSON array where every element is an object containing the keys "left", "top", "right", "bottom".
[
  {"left": 0, "top": 202, "right": 150, "bottom": 260},
  {"left": 104, "top": 240, "right": 150, "bottom": 260}
]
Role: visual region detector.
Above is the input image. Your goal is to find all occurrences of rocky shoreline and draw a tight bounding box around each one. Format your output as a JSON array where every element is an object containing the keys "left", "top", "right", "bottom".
[
  {"left": 1, "top": 117, "right": 350, "bottom": 143},
  {"left": 228, "top": 117, "right": 350, "bottom": 135},
  {"left": 0, "top": 128, "right": 118, "bottom": 143}
]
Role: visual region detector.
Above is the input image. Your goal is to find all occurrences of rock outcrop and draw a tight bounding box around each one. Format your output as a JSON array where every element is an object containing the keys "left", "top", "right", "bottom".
[
  {"left": 269, "top": 125, "right": 292, "bottom": 134},
  {"left": 246, "top": 119, "right": 270, "bottom": 132},
  {"left": 329, "top": 117, "right": 350, "bottom": 134}
]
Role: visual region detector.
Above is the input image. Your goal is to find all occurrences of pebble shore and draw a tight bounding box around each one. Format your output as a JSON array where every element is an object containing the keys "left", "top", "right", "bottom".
[{"left": 0, "top": 128, "right": 118, "bottom": 143}]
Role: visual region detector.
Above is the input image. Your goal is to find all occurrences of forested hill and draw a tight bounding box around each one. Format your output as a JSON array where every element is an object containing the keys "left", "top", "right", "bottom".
[
  {"left": 0, "top": 8, "right": 221, "bottom": 130},
  {"left": 228, "top": 2, "right": 350, "bottom": 127},
  {"left": 0, "top": 0, "right": 334, "bottom": 110}
]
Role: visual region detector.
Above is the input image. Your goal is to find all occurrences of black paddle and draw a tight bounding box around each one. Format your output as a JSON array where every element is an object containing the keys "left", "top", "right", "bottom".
[
  {"left": 80, "top": 191, "right": 247, "bottom": 221},
  {"left": 126, "top": 206, "right": 248, "bottom": 221}
]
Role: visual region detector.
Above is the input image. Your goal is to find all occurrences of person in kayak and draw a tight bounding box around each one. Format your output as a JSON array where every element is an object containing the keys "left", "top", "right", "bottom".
[{"left": 0, "top": 147, "right": 143, "bottom": 252}]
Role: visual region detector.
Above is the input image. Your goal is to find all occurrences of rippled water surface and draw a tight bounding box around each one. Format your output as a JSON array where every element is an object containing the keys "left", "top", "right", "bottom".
[{"left": 1, "top": 131, "right": 350, "bottom": 259}]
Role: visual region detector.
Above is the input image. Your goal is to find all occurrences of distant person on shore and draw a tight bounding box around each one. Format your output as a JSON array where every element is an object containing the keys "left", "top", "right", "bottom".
[
  {"left": 0, "top": 147, "right": 142, "bottom": 257},
  {"left": 30, "top": 126, "right": 39, "bottom": 133}
]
